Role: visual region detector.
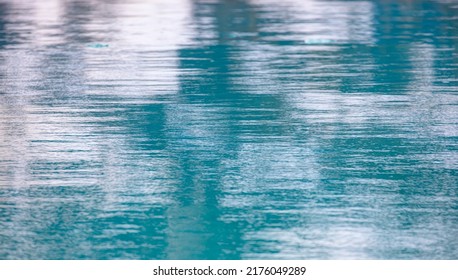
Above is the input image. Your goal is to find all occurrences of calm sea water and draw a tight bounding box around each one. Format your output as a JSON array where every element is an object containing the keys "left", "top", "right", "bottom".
[{"left": 0, "top": 0, "right": 457, "bottom": 259}]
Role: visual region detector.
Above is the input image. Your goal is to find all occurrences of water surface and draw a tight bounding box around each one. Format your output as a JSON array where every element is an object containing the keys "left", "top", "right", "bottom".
[{"left": 0, "top": 0, "right": 457, "bottom": 259}]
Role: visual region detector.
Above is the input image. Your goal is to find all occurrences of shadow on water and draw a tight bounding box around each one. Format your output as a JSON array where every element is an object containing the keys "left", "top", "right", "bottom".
[{"left": 163, "top": 0, "right": 282, "bottom": 259}]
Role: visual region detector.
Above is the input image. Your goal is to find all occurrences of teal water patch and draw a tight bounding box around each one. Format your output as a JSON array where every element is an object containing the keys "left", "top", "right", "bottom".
[
  {"left": 304, "top": 38, "right": 336, "bottom": 45},
  {"left": 86, "top": 43, "right": 109, "bottom": 48}
]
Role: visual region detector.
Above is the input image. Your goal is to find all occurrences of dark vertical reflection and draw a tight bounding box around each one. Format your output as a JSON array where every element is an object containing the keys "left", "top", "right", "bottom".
[
  {"left": 164, "top": 0, "right": 270, "bottom": 259},
  {"left": 0, "top": 3, "right": 6, "bottom": 49}
]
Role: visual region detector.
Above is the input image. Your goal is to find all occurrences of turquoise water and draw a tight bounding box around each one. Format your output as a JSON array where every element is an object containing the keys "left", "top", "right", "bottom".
[{"left": 0, "top": 0, "right": 457, "bottom": 259}]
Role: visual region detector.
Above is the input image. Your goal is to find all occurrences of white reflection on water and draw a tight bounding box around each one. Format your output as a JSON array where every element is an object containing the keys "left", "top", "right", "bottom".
[{"left": 251, "top": 0, "right": 375, "bottom": 45}]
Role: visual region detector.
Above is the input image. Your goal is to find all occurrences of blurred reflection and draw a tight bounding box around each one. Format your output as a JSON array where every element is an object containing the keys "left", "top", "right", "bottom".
[{"left": 0, "top": 0, "right": 457, "bottom": 259}]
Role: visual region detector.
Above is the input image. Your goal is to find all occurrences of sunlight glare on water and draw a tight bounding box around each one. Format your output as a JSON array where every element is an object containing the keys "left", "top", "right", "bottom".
[{"left": 0, "top": 0, "right": 457, "bottom": 259}]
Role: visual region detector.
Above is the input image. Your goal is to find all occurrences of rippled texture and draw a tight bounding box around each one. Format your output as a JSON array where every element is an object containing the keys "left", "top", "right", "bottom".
[{"left": 0, "top": 0, "right": 457, "bottom": 259}]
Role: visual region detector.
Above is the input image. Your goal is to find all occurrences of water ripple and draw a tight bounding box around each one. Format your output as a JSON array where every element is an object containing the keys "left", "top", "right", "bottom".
[{"left": 0, "top": 0, "right": 457, "bottom": 259}]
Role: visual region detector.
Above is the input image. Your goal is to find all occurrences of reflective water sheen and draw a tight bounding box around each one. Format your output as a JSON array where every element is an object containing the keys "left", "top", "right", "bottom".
[{"left": 1, "top": 0, "right": 457, "bottom": 259}]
